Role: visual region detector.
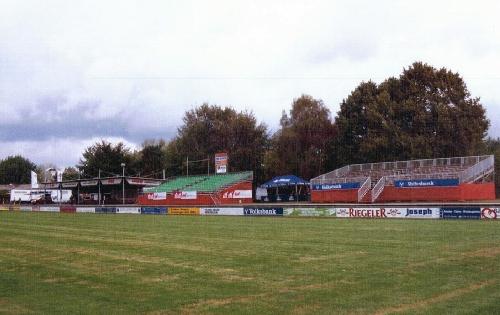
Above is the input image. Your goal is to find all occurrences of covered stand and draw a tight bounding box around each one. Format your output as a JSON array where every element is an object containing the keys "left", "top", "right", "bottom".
[{"left": 260, "top": 175, "right": 309, "bottom": 202}]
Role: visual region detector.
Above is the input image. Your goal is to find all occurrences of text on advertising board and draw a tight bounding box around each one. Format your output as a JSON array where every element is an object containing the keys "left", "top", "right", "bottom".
[
  {"left": 440, "top": 207, "right": 481, "bottom": 219},
  {"left": 395, "top": 178, "right": 459, "bottom": 188},
  {"left": 312, "top": 182, "right": 360, "bottom": 190},
  {"left": 169, "top": 207, "right": 200, "bottom": 215},
  {"left": 243, "top": 208, "right": 283, "bottom": 216}
]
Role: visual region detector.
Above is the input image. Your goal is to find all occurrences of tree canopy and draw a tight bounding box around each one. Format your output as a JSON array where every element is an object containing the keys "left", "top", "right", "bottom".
[
  {"left": 0, "top": 155, "right": 37, "bottom": 184},
  {"left": 266, "top": 95, "right": 335, "bottom": 180},
  {"left": 335, "top": 62, "right": 489, "bottom": 165},
  {"left": 78, "top": 140, "right": 133, "bottom": 177}
]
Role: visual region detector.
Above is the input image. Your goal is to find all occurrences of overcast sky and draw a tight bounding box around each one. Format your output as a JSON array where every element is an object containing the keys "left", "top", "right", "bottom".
[{"left": 1, "top": 0, "right": 499, "bottom": 167}]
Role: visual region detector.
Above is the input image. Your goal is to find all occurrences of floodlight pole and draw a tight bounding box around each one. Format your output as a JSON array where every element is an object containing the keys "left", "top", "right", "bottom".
[
  {"left": 121, "top": 163, "right": 126, "bottom": 205},
  {"left": 186, "top": 156, "right": 189, "bottom": 176},
  {"left": 98, "top": 169, "right": 101, "bottom": 205}
]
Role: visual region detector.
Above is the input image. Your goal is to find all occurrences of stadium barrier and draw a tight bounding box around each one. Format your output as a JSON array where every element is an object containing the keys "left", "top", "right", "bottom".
[{"left": 0, "top": 204, "right": 498, "bottom": 220}]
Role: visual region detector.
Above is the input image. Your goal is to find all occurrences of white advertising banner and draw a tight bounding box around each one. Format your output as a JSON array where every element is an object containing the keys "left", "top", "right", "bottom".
[
  {"left": 222, "top": 190, "right": 252, "bottom": 199},
  {"left": 481, "top": 207, "right": 498, "bottom": 219},
  {"left": 20, "top": 206, "right": 32, "bottom": 212},
  {"left": 116, "top": 207, "right": 141, "bottom": 214},
  {"left": 200, "top": 207, "right": 244, "bottom": 216},
  {"left": 152, "top": 192, "right": 167, "bottom": 200},
  {"left": 76, "top": 207, "right": 95, "bottom": 213},
  {"left": 404, "top": 208, "right": 440, "bottom": 219},
  {"left": 335, "top": 207, "right": 405, "bottom": 218},
  {"left": 39, "top": 206, "right": 60, "bottom": 212},
  {"left": 81, "top": 180, "right": 99, "bottom": 187},
  {"left": 174, "top": 191, "right": 197, "bottom": 200}
]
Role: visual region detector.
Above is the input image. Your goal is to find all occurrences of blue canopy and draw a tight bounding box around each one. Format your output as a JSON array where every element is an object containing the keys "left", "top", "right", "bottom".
[{"left": 261, "top": 175, "right": 309, "bottom": 188}]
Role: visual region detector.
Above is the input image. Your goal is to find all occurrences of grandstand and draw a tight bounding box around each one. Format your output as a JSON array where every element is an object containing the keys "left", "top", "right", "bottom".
[
  {"left": 311, "top": 155, "right": 495, "bottom": 203},
  {"left": 138, "top": 171, "right": 253, "bottom": 206}
]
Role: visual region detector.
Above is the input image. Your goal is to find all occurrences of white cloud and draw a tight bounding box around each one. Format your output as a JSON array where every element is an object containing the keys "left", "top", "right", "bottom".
[{"left": 1, "top": 0, "right": 499, "bottom": 166}]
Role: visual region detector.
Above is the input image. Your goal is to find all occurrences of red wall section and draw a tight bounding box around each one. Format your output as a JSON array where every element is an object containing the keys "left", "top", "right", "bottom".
[
  {"left": 311, "top": 189, "right": 358, "bottom": 203},
  {"left": 378, "top": 183, "right": 495, "bottom": 202},
  {"left": 137, "top": 181, "right": 253, "bottom": 206}
]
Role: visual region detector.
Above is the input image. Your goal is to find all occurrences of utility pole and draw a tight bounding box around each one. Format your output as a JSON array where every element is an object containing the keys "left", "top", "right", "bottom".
[
  {"left": 121, "top": 163, "right": 126, "bottom": 205},
  {"left": 98, "top": 169, "right": 101, "bottom": 205}
]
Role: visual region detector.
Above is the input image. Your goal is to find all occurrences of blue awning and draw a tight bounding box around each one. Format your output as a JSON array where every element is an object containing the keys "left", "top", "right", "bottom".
[{"left": 261, "top": 175, "right": 309, "bottom": 188}]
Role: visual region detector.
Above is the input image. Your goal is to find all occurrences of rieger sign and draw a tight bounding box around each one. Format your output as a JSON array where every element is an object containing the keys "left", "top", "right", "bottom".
[
  {"left": 336, "top": 207, "right": 404, "bottom": 218},
  {"left": 481, "top": 208, "right": 498, "bottom": 219}
]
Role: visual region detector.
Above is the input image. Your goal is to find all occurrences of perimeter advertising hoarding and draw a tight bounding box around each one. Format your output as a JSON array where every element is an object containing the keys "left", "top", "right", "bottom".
[
  {"left": 39, "top": 206, "right": 60, "bottom": 212},
  {"left": 312, "top": 183, "right": 360, "bottom": 190},
  {"left": 20, "top": 206, "right": 32, "bottom": 212},
  {"left": 404, "top": 208, "right": 440, "bottom": 219},
  {"left": 101, "top": 178, "right": 122, "bottom": 185},
  {"left": 76, "top": 207, "right": 95, "bottom": 213},
  {"left": 284, "top": 208, "right": 336, "bottom": 217},
  {"left": 81, "top": 180, "right": 99, "bottom": 187},
  {"left": 200, "top": 208, "right": 244, "bottom": 216},
  {"left": 0, "top": 206, "right": 8, "bottom": 211},
  {"left": 481, "top": 208, "right": 498, "bottom": 219},
  {"left": 243, "top": 207, "right": 283, "bottom": 216},
  {"left": 336, "top": 207, "right": 405, "bottom": 218},
  {"left": 440, "top": 207, "right": 481, "bottom": 219},
  {"left": 95, "top": 207, "right": 117, "bottom": 214},
  {"left": 140, "top": 207, "right": 167, "bottom": 215},
  {"left": 117, "top": 207, "right": 141, "bottom": 214},
  {"left": 215, "top": 153, "right": 228, "bottom": 174},
  {"left": 169, "top": 207, "right": 200, "bottom": 215}
]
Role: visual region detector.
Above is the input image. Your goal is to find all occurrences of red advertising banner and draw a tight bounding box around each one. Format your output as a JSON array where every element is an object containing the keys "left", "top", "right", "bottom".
[{"left": 215, "top": 153, "right": 228, "bottom": 174}]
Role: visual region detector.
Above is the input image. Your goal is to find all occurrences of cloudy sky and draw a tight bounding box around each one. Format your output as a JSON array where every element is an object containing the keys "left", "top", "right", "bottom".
[{"left": 1, "top": 0, "right": 499, "bottom": 167}]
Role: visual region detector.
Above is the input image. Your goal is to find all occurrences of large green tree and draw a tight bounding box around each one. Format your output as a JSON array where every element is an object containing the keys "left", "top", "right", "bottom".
[
  {"left": 78, "top": 140, "right": 133, "bottom": 178},
  {"left": 335, "top": 62, "right": 489, "bottom": 165},
  {"left": 483, "top": 137, "right": 500, "bottom": 197},
  {"left": 136, "top": 139, "right": 168, "bottom": 178},
  {"left": 0, "top": 155, "right": 37, "bottom": 184},
  {"left": 170, "top": 104, "right": 269, "bottom": 182},
  {"left": 267, "top": 95, "right": 336, "bottom": 180}
]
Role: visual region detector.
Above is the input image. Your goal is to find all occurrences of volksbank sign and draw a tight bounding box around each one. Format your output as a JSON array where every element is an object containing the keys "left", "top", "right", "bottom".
[
  {"left": 243, "top": 208, "right": 283, "bottom": 216},
  {"left": 394, "top": 178, "right": 459, "bottom": 188},
  {"left": 312, "top": 182, "right": 360, "bottom": 190}
]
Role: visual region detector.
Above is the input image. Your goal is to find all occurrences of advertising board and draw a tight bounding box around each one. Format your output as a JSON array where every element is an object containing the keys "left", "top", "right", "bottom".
[
  {"left": 0, "top": 205, "right": 8, "bottom": 211},
  {"left": 116, "top": 207, "right": 141, "bottom": 214},
  {"left": 312, "top": 182, "right": 360, "bottom": 190},
  {"left": 284, "top": 208, "right": 336, "bottom": 217},
  {"left": 20, "top": 206, "right": 32, "bottom": 212},
  {"left": 101, "top": 178, "right": 122, "bottom": 185},
  {"left": 174, "top": 191, "right": 197, "bottom": 200},
  {"left": 95, "top": 207, "right": 117, "bottom": 214},
  {"left": 404, "top": 208, "right": 440, "bottom": 219},
  {"left": 60, "top": 205, "right": 76, "bottom": 213},
  {"left": 76, "top": 207, "right": 95, "bottom": 213},
  {"left": 243, "top": 207, "right": 283, "bottom": 216},
  {"left": 39, "top": 206, "right": 60, "bottom": 212},
  {"left": 168, "top": 207, "right": 200, "bottom": 215},
  {"left": 394, "top": 178, "right": 459, "bottom": 188},
  {"left": 440, "top": 207, "right": 481, "bottom": 219},
  {"left": 200, "top": 208, "right": 244, "bottom": 216},
  {"left": 140, "top": 207, "right": 167, "bottom": 215},
  {"left": 215, "top": 152, "right": 228, "bottom": 174},
  {"left": 335, "top": 207, "right": 405, "bottom": 218},
  {"left": 80, "top": 180, "right": 99, "bottom": 187},
  {"left": 481, "top": 208, "right": 498, "bottom": 219},
  {"left": 222, "top": 190, "right": 252, "bottom": 199}
]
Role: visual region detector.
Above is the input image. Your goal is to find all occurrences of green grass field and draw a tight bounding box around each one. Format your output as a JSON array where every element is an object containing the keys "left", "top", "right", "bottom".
[{"left": 0, "top": 212, "right": 499, "bottom": 314}]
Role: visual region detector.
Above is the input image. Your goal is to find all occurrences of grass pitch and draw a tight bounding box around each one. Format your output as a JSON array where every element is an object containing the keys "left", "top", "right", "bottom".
[{"left": 0, "top": 212, "right": 499, "bottom": 314}]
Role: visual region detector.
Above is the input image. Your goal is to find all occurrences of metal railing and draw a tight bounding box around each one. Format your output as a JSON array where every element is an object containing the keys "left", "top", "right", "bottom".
[
  {"left": 371, "top": 176, "right": 386, "bottom": 202},
  {"left": 357, "top": 177, "right": 371, "bottom": 202},
  {"left": 310, "top": 176, "right": 369, "bottom": 185},
  {"left": 459, "top": 155, "right": 494, "bottom": 183}
]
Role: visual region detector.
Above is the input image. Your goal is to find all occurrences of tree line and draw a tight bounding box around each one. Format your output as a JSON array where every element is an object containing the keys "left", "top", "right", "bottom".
[{"left": 1, "top": 62, "right": 498, "bottom": 193}]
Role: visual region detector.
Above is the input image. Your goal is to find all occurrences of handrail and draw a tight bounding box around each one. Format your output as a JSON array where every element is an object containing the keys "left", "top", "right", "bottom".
[
  {"left": 371, "top": 176, "right": 386, "bottom": 202},
  {"left": 310, "top": 176, "right": 368, "bottom": 185},
  {"left": 357, "top": 177, "right": 371, "bottom": 202},
  {"left": 459, "top": 155, "right": 494, "bottom": 183}
]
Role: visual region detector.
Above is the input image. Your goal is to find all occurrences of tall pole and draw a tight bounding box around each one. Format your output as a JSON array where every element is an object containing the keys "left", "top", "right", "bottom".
[
  {"left": 207, "top": 155, "right": 210, "bottom": 175},
  {"left": 77, "top": 171, "right": 80, "bottom": 205},
  {"left": 98, "top": 169, "right": 101, "bottom": 205},
  {"left": 121, "top": 163, "right": 125, "bottom": 205},
  {"left": 186, "top": 156, "right": 189, "bottom": 176},
  {"left": 162, "top": 169, "right": 165, "bottom": 180}
]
